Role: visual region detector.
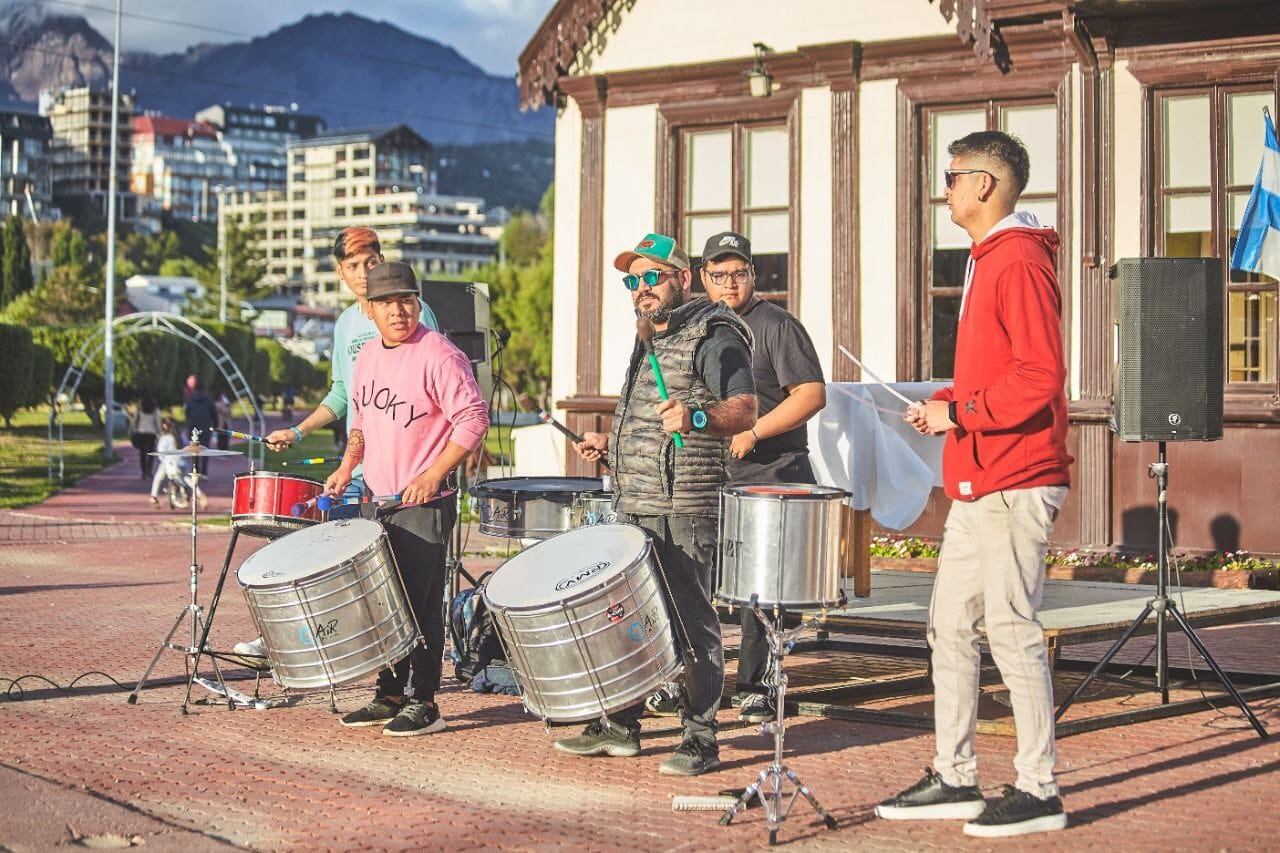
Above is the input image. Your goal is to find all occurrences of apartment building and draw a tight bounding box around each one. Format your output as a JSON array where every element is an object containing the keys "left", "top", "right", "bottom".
[
  {"left": 130, "top": 115, "right": 235, "bottom": 222},
  {"left": 0, "top": 110, "right": 56, "bottom": 220},
  {"left": 195, "top": 104, "right": 325, "bottom": 193},
  {"left": 39, "top": 86, "right": 135, "bottom": 221}
]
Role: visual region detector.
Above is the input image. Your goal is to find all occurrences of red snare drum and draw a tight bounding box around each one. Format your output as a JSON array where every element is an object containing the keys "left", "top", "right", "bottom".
[{"left": 231, "top": 472, "right": 325, "bottom": 539}]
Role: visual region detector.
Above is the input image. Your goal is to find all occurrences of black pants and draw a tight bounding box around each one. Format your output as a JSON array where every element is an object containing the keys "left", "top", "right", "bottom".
[
  {"left": 362, "top": 497, "right": 455, "bottom": 703},
  {"left": 135, "top": 433, "right": 157, "bottom": 478},
  {"left": 728, "top": 451, "right": 817, "bottom": 695},
  {"left": 611, "top": 513, "right": 724, "bottom": 744}
]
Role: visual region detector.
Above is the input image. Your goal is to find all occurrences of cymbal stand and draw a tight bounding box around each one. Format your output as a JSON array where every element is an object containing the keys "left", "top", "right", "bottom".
[
  {"left": 719, "top": 601, "right": 840, "bottom": 846},
  {"left": 129, "top": 467, "right": 232, "bottom": 706}
]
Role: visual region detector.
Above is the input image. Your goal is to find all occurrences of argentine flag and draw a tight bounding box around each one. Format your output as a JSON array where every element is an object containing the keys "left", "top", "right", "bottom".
[{"left": 1231, "top": 108, "right": 1280, "bottom": 280}]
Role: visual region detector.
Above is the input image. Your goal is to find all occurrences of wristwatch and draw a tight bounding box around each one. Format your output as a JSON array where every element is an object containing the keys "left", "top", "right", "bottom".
[
  {"left": 947, "top": 401, "right": 959, "bottom": 425},
  {"left": 689, "top": 403, "right": 709, "bottom": 432}
]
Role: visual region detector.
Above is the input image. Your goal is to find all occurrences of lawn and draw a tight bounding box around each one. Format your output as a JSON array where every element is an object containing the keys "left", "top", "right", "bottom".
[{"left": 0, "top": 407, "right": 111, "bottom": 509}]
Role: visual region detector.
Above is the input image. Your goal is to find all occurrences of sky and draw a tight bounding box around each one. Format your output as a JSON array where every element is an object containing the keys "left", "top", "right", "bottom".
[{"left": 42, "top": 0, "right": 558, "bottom": 75}]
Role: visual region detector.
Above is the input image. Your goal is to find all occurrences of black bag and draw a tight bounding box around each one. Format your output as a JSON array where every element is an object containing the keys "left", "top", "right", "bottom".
[
  {"left": 448, "top": 570, "right": 506, "bottom": 683},
  {"left": 129, "top": 431, "right": 144, "bottom": 450}
]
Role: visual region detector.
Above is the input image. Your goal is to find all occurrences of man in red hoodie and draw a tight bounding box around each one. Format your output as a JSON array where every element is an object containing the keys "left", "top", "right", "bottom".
[{"left": 875, "top": 131, "right": 1072, "bottom": 839}]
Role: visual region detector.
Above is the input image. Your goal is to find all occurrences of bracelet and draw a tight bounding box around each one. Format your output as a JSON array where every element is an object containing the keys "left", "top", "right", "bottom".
[
  {"left": 750, "top": 427, "right": 760, "bottom": 442},
  {"left": 290, "top": 426, "right": 304, "bottom": 443}
]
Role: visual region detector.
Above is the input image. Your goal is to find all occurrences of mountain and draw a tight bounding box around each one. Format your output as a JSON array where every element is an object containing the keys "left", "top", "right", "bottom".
[{"left": 0, "top": 3, "right": 552, "bottom": 143}]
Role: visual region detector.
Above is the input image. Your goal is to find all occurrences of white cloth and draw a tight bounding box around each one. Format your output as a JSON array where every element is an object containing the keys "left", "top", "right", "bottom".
[{"left": 807, "top": 382, "right": 946, "bottom": 530}]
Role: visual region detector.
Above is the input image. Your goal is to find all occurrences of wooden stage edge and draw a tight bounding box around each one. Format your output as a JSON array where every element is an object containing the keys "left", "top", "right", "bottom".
[{"left": 726, "top": 569, "right": 1280, "bottom": 737}]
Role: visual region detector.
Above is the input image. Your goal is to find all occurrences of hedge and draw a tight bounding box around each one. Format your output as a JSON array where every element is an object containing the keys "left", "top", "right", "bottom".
[{"left": 0, "top": 324, "right": 54, "bottom": 426}]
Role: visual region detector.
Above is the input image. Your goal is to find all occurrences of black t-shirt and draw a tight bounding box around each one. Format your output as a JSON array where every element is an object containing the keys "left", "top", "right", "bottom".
[
  {"left": 184, "top": 393, "right": 219, "bottom": 431},
  {"left": 652, "top": 321, "right": 755, "bottom": 402},
  {"left": 736, "top": 298, "right": 825, "bottom": 455}
]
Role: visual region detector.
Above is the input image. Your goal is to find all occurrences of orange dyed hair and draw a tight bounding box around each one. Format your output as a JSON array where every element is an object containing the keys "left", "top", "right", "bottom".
[{"left": 332, "top": 226, "right": 381, "bottom": 260}]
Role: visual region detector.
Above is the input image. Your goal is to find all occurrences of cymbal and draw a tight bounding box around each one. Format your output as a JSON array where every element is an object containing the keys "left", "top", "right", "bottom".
[{"left": 152, "top": 442, "right": 244, "bottom": 459}]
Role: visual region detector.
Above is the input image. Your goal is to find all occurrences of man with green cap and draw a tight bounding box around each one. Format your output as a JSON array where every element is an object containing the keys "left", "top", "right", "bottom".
[{"left": 559, "top": 232, "right": 757, "bottom": 776}]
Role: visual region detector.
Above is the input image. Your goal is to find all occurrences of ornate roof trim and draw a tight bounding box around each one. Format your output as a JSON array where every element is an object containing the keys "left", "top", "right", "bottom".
[
  {"left": 928, "top": 0, "right": 1012, "bottom": 71},
  {"left": 518, "top": 0, "right": 632, "bottom": 111}
]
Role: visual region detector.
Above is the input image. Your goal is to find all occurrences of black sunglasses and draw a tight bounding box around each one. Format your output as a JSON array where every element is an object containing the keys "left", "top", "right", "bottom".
[
  {"left": 944, "top": 169, "right": 997, "bottom": 189},
  {"left": 622, "top": 269, "right": 680, "bottom": 291}
]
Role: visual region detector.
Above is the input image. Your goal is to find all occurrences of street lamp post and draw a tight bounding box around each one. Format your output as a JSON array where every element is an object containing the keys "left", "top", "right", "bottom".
[
  {"left": 216, "top": 184, "right": 228, "bottom": 322},
  {"left": 102, "top": 0, "right": 123, "bottom": 460}
]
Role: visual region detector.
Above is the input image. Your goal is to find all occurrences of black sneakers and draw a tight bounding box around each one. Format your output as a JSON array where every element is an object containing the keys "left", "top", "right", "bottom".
[
  {"left": 738, "top": 693, "right": 776, "bottom": 723},
  {"left": 339, "top": 696, "right": 405, "bottom": 728},
  {"left": 874, "top": 768, "right": 987, "bottom": 820},
  {"left": 382, "top": 700, "right": 447, "bottom": 737},
  {"left": 644, "top": 685, "right": 681, "bottom": 717},
  {"left": 963, "top": 785, "right": 1067, "bottom": 838},
  {"left": 658, "top": 737, "right": 721, "bottom": 776},
  {"left": 553, "top": 718, "right": 641, "bottom": 757}
]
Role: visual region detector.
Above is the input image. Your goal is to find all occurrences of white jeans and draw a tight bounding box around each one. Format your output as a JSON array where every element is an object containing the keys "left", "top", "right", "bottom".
[{"left": 928, "top": 485, "right": 1068, "bottom": 799}]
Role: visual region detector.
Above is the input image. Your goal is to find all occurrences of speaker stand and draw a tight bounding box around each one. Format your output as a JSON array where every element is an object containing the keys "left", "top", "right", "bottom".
[{"left": 1054, "top": 443, "right": 1268, "bottom": 739}]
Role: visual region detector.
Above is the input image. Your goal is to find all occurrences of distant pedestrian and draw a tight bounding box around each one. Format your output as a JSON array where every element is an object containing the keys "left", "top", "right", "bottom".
[
  {"left": 150, "top": 417, "right": 205, "bottom": 510},
  {"left": 281, "top": 385, "right": 295, "bottom": 421},
  {"left": 129, "top": 392, "right": 162, "bottom": 480},
  {"left": 183, "top": 378, "right": 219, "bottom": 477},
  {"left": 215, "top": 392, "right": 232, "bottom": 451}
]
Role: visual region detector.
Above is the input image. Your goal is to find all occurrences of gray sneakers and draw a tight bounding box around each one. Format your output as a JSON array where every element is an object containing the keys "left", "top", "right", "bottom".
[
  {"left": 340, "top": 696, "right": 405, "bottom": 728},
  {"left": 658, "top": 737, "right": 721, "bottom": 776},
  {"left": 739, "top": 693, "right": 776, "bottom": 723},
  {"left": 553, "top": 718, "right": 641, "bottom": 757}
]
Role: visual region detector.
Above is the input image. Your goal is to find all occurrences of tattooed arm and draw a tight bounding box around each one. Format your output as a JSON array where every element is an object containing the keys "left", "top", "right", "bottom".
[{"left": 324, "top": 428, "right": 364, "bottom": 495}]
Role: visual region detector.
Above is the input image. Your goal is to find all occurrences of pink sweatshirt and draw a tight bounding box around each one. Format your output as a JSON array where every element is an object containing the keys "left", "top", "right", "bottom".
[{"left": 349, "top": 325, "right": 488, "bottom": 502}]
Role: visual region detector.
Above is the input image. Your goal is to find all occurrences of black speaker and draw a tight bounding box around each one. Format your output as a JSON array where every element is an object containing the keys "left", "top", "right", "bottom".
[
  {"left": 420, "top": 279, "right": 492, "bottom": 400},
  {"left": 1111, "top": 257, "right": 1223, "bottom": 442}
]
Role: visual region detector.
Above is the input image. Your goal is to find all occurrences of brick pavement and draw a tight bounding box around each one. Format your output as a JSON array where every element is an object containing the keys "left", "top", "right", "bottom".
[{"left": 2, "top": 463, "right": 1280, "bottom": 849}]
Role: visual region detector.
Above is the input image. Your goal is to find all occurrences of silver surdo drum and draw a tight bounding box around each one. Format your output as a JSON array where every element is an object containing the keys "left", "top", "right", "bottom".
[
  {"left": 471, "top": 476, "right": 614, "bottom": 538},
  {"left": 483, "top": 523, "right": 680, "bottom": 722},
  {"left": 717, "top": 484, "right": 848, "bottom": 609},
  {"left": 236, "top": 518, "right": 419, "bottom": 689}
]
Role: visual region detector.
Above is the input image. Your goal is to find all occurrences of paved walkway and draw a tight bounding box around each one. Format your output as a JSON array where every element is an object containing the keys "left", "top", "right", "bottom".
[{"left": 2, "top": 457, "right": 1280, "bottom": 849}]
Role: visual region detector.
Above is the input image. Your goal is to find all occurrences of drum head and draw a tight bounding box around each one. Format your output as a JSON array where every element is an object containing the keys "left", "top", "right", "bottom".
[
  {"left": 485, "top": 523, "right": 648, "bottom": 609},
  {"left": 473, "top": 476, "right": 606, "bottom": 499},
  {"left": 724, "top": 483, "right": 846, "bottom": 500},
  {"left": 238, "top": 518, "right": 383, "bottom": 586}
]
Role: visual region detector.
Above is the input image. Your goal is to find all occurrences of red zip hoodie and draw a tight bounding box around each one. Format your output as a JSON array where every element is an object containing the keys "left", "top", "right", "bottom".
[{"left": 931, "top": 220, "right": 1073, "bottom": 501}]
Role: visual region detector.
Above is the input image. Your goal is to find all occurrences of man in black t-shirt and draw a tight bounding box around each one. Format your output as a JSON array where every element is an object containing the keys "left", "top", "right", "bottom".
[{"left": 701, "top": 230, "right": 826, "bottom": 724}]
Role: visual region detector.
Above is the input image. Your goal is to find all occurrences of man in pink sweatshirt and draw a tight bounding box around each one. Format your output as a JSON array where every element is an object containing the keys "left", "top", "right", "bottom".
[{"left": 325, "top": 261, "right": 489, "bottom": 736}]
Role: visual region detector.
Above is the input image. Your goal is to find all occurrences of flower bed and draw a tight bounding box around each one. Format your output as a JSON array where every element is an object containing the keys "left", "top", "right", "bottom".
[{"left": 869, "top": 537, "right": 1280, "bottom": 590}]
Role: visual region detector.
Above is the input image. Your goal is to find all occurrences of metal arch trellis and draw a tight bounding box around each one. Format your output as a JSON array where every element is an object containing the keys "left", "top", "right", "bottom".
[{"left": 47, "top": 311, "right": 267, "bottom": 481}]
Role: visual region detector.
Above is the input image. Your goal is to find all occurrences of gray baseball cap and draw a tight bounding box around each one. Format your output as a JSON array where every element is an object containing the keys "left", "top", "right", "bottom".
[
  {"left": 702, "top": 231, "right": 752, "bottom": 263},
  {"left": 365, "top": 261, "right": 419, "bottom": 300}
]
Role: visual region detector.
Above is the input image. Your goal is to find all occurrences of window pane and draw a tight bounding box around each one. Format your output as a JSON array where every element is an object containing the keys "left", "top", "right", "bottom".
[
  {"left": 931, "top": 110, "right": 985, "bottom": 196},
  {"left": 1228, "top": 290, "right": 1277, "bottom": 383},
  {"left": 1000, "top": 104, "right": 1057, "bottom": 194},
  {"left": 754, "top": 252, "right": 788, "bottom": 310},
  {"left": 744, "top": 126, "right": 788, "bottom": 208},
  {"left": 1163, "top": 95, "right": 1210, "bottom": 188},
  {"left": 1164, "top": 194, "right": 1212, "bottom": 257},
  {"left": 931, "top": 295, "right": 961, "bottom": 380},
  {"left": 932, "top": 204, "right": 970, "bottom": 250},
  {"left": 745, "top": 211, "right": 788, "bottom": 252},
  {"left": 685, "top": 130, "right": 731, "bottom": 211},
  {"left": 1020, "top": 198, "right": 1057, "bottom": 231},
  {"left": 684, "top": 214, "right": 731, "bottom": 255},
  {"left": 1228, "top": 91, "right": 1274, "bottom": 186}
]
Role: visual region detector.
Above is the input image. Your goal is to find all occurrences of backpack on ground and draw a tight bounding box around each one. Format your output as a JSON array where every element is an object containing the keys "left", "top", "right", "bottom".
[{"left": 448, "top": 570, "right": 507, "bottom": 683}]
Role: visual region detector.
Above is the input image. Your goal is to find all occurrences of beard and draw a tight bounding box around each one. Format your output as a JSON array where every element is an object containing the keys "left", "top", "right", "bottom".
[{"left": 634, "top": 286, "right": 684, "bottom": 324}]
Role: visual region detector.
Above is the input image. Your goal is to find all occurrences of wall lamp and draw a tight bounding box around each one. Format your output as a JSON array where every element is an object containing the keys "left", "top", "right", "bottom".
[{"left": 746, "top": 42, "right": 774, "bottom": 98}]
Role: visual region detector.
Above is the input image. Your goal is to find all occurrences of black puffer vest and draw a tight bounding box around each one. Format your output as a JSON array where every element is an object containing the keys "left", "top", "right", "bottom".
[{"left": 610, "top": 298, "right": 752, "bottom": 516}]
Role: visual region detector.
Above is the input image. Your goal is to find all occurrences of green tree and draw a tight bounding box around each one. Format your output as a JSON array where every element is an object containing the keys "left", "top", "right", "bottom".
[
  {"left": 0, "top": 264, "right": 105, "bottom": 327},
  {"left": 191, "top": 219, "right": 266, "bottom": 317},
  {"left": 2, "top": 216, "right": 34, "bottom": 308}
]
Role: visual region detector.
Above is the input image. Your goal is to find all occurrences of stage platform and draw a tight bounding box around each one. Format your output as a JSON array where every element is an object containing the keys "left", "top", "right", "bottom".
[{"left": 762, "top": 570, "right": 1280, "bottom": 737}]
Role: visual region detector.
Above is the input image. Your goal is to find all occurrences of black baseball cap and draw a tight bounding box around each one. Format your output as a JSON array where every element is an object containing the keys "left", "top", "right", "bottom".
[
  {"left": 365, "top": 261, "right": 419, "bottom": 300},
  {"left": 701, "top": 231, "right": 752, "bottom": 264}
]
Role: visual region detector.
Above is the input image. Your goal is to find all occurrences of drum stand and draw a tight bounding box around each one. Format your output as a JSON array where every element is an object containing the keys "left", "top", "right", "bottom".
[
  {"left": 128, "top": 470, "right": 263, "bottom": 712},
  {"left": 719, "top": 603, "right": 840, "bottom": 846}
]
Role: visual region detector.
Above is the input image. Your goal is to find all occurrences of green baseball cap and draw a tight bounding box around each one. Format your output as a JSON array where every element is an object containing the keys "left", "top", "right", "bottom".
[{"left": 613, "top": 232, "right": 690, "bottom": 273}]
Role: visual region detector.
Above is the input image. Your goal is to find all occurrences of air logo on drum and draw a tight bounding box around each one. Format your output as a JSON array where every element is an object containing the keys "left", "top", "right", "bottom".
[
  {"left": 722, "top": 538, "right": 745, "bottom": 560},
  {"left": 628, "top": 613, "right": 656, "bottom": 642},
  {"left": 555, "top": 560, "right": 611, "bottom": 592},
  {"left": 298, "top": 619, "right": 340, "bottom": 646}
]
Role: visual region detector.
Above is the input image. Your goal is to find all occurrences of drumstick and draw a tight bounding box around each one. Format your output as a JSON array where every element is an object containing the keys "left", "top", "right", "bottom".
[
  {"left": 315, "top": 493, "right": 401, "bottom": 512},
  {"left": 637, "top": 318, "right": 685, "bottom": 449},
  {"left": 836, "top": 345, "right": 916, "bottom": 407},
  {"left": 281, "top": 457, "right": 342, "bottom": 467},
  {"left": 537, "top": 410, "right": 611, "bottom": 471},
  {"left": 214, "top": 427, "right": 269, "bottom": 443},
  {"left": 289, "top": 495, "right": 320, "bottom": 517}
]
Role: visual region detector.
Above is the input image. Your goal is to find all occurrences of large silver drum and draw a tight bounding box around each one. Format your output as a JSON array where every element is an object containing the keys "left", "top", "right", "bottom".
[
  {"left": 483, "top": 523, "right": 680, "bottom": 722},
  {"left": 717, "top": 484, "right": 847, "bottom": 609},
  {"left": 236, "top": 518, "right": 419, "bottom": 689},
  {"left": 471, "top": 476, "right": 613, "bottom": 538}
]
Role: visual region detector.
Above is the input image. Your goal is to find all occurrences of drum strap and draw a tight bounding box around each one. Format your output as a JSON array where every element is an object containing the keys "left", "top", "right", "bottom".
[{"left": 648, "top": 543, "right": 697, "bottom": 664}]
